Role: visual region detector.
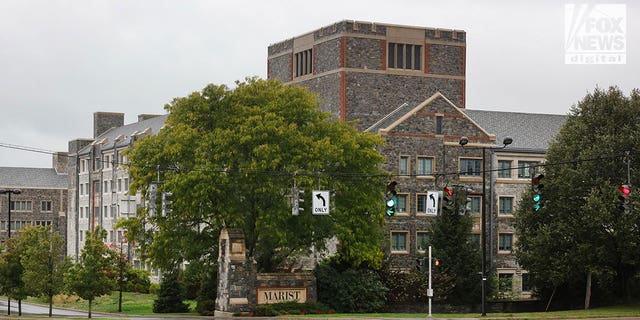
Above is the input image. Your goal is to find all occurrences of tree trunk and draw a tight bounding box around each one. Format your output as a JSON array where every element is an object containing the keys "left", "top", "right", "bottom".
[
  {"left": 49, "top": 294, "right": 53, "bottom": 317},
  {"left": 545, "top": 285, "right": 557, "bottom": 312},
  {"left": 585, "top": 270, "right": 592, "bottom": 310},
  {"left": 89, "top": 299, "right": 93, "bottom": 319},
  {"left": 18, "top": 299, "right": 21, "bottom": 316}
]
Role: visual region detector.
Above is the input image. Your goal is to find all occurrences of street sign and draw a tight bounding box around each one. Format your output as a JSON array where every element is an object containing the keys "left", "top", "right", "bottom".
[
  {"left": 426, "top": 191, "right": 439, "bottom": 215},
  {"left": 312, "top": 190, "right": 330, "bottom": 215}
]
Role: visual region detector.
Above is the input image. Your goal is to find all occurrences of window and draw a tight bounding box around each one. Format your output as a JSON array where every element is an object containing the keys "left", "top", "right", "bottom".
[
  {"left": 110, "top": 230, "right": 115, "bottom": 242},
  {"left": 417, "top": 157, "right": 433, "bottom": 175},
  {"left": 399, "top": 156, "right": 409, "bottom": 176},
  {"left": 417, "top": 232, "right": 430, "bottom": 252},
  {"left": 518, "top": 161, "right": 539, "bottom": 179},
  {"left": 499, "top": 233, "right": 513, "bottom": 251},
  {"left": 498, "top": 160, "right": 512, "bottom": 178},
  {"left": 118, "top": 179, "right": 122, "bottom": 192},
  {"left": 81, "top": 159, "right": 86, "bottom": 172},
  {"left": 522, "top": 273, "right": 532, "bottom": 292},
  {"left": 104, "top": 205, "right": 108, "bottom": 218},
  {"left": 80, "top": 229, "right": 83, "bottom": 242},
  {"left": 498, "top": 273, "right": 514, "bottom": 292},
  {"left": 468, "top": 196, "right": 481, "bottom": 214},
  {"left": 79, "top": 207, "right": 84, "bottom": 219},
  {"left": 41, "top": 201, "right": 52, "bottom": 212},
  {"left": 85, "top": 183, "right": 90, "bottom": 195},
  {"left": 460, "top": 158, "right": 481, "bottom": 176},
  {"left": 117, "top": 230, "right": 123, "bottom": 243},
  {"left": 391, "top": 231, "right": 408, "bottom": 252},
  {"left": 124, "top": 178, "right": 130, "bottom": 191},
  {"left": 104, "top": 155, "right": 110, "bottom": 169},
  {"left": 93, "top": 156, "right": 101, "bottom": 171},
  {"left": 104, "top": 181, "right": 109, "bottom": 194},
  {"left": 436, "top": 116, "right": 443, "bottom": 134},
  {"left": 396, "top": 194, "right": 408, "bottom": 213},
  {"left": 499, "top": 197, "right": 514, "bottom": 215},
  {"left": 10, "top": 201, "right": 32, "bottom": 212},
  {"left": 388, "top": 42, "right": 422, "bottom": 70},
  {"left": 294, "top": 48, "right": 313, "bottom": 77},
  {"left": 80, "top": 184, "right": 84, "bottom": 195},
  {"left": 417, "top": 194, "right": 427, "bottom": 214}
]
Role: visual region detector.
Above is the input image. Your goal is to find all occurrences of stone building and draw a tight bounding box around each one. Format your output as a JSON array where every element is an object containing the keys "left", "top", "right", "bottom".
[
  {"left": 66, "top": 112, "right": 167, "bottom": 281},
  {"left": 0, "top": 153, "right": 68, "bottom": 249},
  {"left": 268, "top": 20, "right": 567, "bottom": 298}
]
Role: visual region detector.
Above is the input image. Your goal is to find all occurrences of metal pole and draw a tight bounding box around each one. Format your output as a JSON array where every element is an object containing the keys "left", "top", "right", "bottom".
[
  {"left": 7, "top": 192, "right": 11, "bottom": 239},
  {"left": 428, "top": 245, "right": 433, "bottom": 318},
  {"left": 481, "top": 148, "right": 487, "bottom": 317}
]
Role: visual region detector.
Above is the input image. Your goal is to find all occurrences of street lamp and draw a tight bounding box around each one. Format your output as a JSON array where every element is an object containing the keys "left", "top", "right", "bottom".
[
  {"left": 0, "top": 189, "right": 22, "bottom": 239},
  {"left": 459, "top": 136, "right": 512, "bottom": 317}
]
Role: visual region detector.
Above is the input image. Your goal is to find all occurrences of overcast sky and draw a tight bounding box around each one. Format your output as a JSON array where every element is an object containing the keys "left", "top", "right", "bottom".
[{"left": 0, "top": 0, "right": 638, "bottom": 168}]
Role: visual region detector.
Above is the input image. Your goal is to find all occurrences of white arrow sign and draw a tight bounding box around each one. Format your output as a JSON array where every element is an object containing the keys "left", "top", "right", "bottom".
[
  {"left": 312, "top": 190, "right": 330, "bottom": 215},
  {"left": 426, "top": 191, "right": 439, "bottom": 215}
]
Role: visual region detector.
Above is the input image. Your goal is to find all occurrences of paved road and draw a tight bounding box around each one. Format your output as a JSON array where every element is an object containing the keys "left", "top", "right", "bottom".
[{"left": 0, "top": 298, "right": 103, "bottom": 317}]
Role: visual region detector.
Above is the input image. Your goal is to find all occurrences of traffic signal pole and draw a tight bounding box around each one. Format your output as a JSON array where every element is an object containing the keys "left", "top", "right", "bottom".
[{"left": 428, "top": 245, "right": 433, "bottom": 318}]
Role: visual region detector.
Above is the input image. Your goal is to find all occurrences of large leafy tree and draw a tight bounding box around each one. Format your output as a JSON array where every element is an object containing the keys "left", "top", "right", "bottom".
[
  {"left": 123, "top": 78, "right": 387, "bottom": 272},
  {"left": 66, "top": 227, "right": 116, "bottom": 318},
  {"left": 20, "top": 226, "right": 70, "bottom": 317},
  {"left": 515, "top": 87, "right": 640, "bottom": 308}
]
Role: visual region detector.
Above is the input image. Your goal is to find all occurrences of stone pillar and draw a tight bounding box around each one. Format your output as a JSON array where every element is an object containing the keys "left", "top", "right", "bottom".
[{"left": 215, "top": 229, "right": 256, "bottom": 317}]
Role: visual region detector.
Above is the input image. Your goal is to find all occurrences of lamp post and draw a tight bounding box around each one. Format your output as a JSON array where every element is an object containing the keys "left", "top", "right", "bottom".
[
  {"left": 0, "top": 189, "right": 22, "bottom": 239},
  {"left": 459, "top": 136, "right": 512, "bottom": 317},
  {"left": 0, "top": 188, "right": 21, "bottom": 316}
]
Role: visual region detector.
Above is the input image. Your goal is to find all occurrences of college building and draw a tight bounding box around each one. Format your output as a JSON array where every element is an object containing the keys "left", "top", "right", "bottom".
[
  {"left": 0, "top": 19, "right": 569, "bottom": 299},
  {"left": 267, "top": 20, "right": 567, "bottom": 297}
]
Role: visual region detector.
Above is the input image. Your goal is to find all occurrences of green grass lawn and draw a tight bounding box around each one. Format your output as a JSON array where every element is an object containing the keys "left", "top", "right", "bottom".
[
  {"left": 22, "top": 294, "right": 640, "bottom": 319},
  {"left": 26, "top": 292, "right": 196, "bottom": 316}
]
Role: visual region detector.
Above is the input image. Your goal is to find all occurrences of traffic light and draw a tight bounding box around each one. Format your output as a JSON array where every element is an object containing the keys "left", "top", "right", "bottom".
[
  {"left": 532, "top": 174, "right": 544, "bottom": 212},
  {"left": 416, "top": 258, "right": 426, "bottom": 272},
  {"left": 433, "top": 258, "right": 442, "bottom": 272},
  {"left": 292, "top": 187, "right": 305, "bottom": 216},
  {"left": 386, "top": 181, "right": 398, "bottom": 216},
  {"left": 148, "top": 183, "right": 158, "bottom": 217},
  {"left": 161, "top": 191, "right": 173, "bottom": 217},
  {"left": 443, "top": 186, "right": 455, "bottom": 211},
  {"left": 618, "top": 184, "right": 631, "bottom": 212}
]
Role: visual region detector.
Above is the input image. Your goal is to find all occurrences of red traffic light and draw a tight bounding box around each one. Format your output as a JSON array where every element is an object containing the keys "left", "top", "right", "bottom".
[
  {"left": 444, "top": 187, "right": 454, "bottom": 197},
  {"left": 618, "top": 185, "right": 631, "bottom": 195},
  {"left": 532, "top": 174, "right": 544, "bottom": 185}
]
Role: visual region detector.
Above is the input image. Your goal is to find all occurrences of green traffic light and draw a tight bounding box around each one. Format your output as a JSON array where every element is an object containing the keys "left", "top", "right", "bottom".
[
  {"left": 533, "top": 194, "right": 541, "bottom": 202},
  {"left": 534, "top": 204, "right": 541, "bottom": 212}
]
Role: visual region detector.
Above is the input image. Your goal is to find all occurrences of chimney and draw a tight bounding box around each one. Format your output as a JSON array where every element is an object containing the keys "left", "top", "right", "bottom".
[
  {"left": 52, "top": 152, "right": 68, "bottom": 174},
  {"left": 94, "top": 112, "right": 124, "bottom": 138}
]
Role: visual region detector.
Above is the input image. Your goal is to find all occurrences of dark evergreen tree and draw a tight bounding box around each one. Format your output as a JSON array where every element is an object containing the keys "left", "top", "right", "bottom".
[
  {"left": 153, "top": 269, "right": 190, "bottom": 313},
  {"left": 429, "top": 186, "right": 482, "bottom": 304}
]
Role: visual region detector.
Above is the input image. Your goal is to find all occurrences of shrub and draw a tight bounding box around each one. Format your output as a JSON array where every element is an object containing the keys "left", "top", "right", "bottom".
[
  {"left": 124, "top": 268, "right": 151, "bottom": 293},
  {"left": 315, "top": 263, "right": 387, "bottom": 313},
  {"left": 195, "top": 299, "right": 216, "bottom": 316}
]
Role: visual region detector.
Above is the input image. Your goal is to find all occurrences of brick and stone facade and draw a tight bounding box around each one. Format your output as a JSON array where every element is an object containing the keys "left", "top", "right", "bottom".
[
  {"left": 0, "top": 159, "right": 68, "bottom": 251},
  {"left": 268, "top": 20, "right": 568, "bottom": 299},
  {"left": 268, "top": 20, "right": 466, "bottom": 131}
]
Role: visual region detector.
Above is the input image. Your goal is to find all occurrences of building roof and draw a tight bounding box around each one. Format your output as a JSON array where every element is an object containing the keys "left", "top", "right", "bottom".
[
  {"left": 77, "top": 114, "right": 168, "bottom": 155},
  {"left": 462, "top": 109, "right": 568, "bottom": 152},
  {"left": 0, "top": 167, "right": 67, "bottom": 189}
]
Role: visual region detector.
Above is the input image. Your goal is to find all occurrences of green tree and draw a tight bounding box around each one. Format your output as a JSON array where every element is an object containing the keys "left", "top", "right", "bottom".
[
  {"left": 429, "top": 186, "right": 481, "bottom": 304},
  {"left": 153, "top": 269, "right": 189, "bottom": 313},
  {"left": 0, "top": 238, "right": 28, "bottom": 316},
  {"left": 65, "top": 227, "right": 116, "bottom": 318},
  {"left": 124, "top": 78, "right": 387, "bottom": 271},
  {"left": 515, "top": 86, "right": 640, "bottom": 309},
  {"left": 20, "top": 225, "right": 70, "bottom": 317}
]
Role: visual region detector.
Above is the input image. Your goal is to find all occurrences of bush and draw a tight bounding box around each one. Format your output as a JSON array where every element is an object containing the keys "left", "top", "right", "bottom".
[
  {"left": 149, "top": 283, "right": 160, "bottom": 295},
  {"left": 195, "top": 299, "right": 216, "bottom": 316},
  {"left": 315, "top": 263, "right": 387, "bottom": 313},
  {"left": 124, "top": 268, "right": 151, "bottom": 293}
]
